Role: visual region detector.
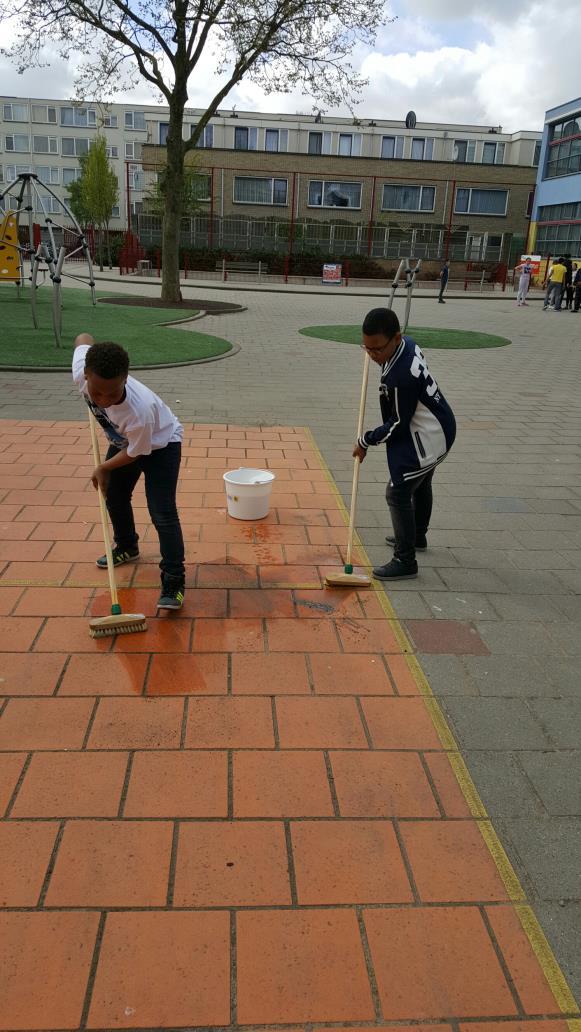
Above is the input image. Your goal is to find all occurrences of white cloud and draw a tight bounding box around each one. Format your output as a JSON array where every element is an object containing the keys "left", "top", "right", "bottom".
[{"left": 0, "top": 3, "right": 579, "bottom": 131}]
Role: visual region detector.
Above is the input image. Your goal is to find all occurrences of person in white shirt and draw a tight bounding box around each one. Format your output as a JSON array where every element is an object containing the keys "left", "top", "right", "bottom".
[
  {"left": 72, "top": 333, "right": 185, "bottom": 610},
  {"left": 515, "top": 258, "right": 533, "bottom": 306}
]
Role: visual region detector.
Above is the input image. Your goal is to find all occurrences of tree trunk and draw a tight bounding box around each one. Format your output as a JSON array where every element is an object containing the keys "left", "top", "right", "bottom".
[
  {"left": 98, "top": 226, "right": 104, "bottom": 272},
  {"left": 106, "top": 224, "right": 112, "bottom": 269},
  {"left": 161, "top": 92, "right": 187, "bottom": 303}
]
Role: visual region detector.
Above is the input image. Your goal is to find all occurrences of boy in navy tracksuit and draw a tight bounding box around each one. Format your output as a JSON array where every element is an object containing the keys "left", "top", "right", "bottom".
[{"left": 353, "top": 307, "right": 456, "bottom": 580}]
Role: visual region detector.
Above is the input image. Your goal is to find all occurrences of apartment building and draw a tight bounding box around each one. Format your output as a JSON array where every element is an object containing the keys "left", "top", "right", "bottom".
[
  {"left": 1, "top": 96, "right": 541, "bottom": 261},
  {"left": 529, "top": 97, "right": 581, "bottom": 256}
]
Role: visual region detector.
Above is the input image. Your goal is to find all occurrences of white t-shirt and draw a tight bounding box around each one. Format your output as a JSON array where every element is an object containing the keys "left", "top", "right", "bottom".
[{"left": 72, "top": 345, "right": 183, "bottom": 458}]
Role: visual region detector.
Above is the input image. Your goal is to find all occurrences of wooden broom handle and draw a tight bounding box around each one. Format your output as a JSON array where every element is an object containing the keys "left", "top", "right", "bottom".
[
  {"left": 346, "top": 350, "right": 370, "bottom": 567},
  {"left": 88, "top": 410, "right": 119, "bottom": 608}
]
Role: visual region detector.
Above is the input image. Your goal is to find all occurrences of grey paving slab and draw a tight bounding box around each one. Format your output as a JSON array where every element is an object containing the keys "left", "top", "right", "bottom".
[
  {"left": 442, "top": 697, "right": 552, "bottom": 749},
  {"left": 3, "top": 276, "right": 581, "bottom": 1000},
  {"left": 463, "top": 751, "right": 546, "bottom": 818},
  {"left": 520, "top": 752, "right": 581, "bottom": 816},
  {"left": 498, "top": 817, "right": 581, "bottom": 900}
]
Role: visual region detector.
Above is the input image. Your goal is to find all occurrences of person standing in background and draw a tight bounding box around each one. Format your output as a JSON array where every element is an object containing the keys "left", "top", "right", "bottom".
[
  {"left": 438, "top": 260, "right": 450, "bottom": 304},
  {"left": 516, "top": 257, "right": 533, "bottom": 306},
  {"left": 564, "top": 255, "right": 574, "bottom": 310},
  {"left": 543, "top": 257, "right": 567, "bottom": 311},
  {"left": 573, "top": 264, "right": 581, "bottom": 311}
]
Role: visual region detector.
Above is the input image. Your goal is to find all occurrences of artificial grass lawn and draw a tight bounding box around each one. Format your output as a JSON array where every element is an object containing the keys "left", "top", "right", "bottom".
[
  {"left": 299, "top": 325, "right": 511, "bottom": 349},
  {"left": 0, "top": 285, "right": 233, "bottom": 368}
]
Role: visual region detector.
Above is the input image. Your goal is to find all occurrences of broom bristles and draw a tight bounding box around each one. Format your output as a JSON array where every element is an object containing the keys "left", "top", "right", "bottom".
[
  {"left": 325, "top": 571, "right": 371, "bottom": 588},
  {"left": 89, "top": 613, "right": 147, "bottom": 638}
]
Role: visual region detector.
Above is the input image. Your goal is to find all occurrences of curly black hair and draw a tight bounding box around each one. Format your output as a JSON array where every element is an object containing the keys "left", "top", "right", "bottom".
[
  {"left": 85, "top": 341, "right": 130, "bottom": 380},
  {"left": 362, "top": 307, "right": 401, "bottom": 338}
]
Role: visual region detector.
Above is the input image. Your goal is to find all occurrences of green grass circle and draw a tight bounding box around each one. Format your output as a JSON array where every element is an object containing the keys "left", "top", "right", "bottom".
[
  {"left": 0, "top": 286, "right": 233, "bottom": 368},
  {"left": 299, "top": 325, "right": 511, "bottom": 349}
]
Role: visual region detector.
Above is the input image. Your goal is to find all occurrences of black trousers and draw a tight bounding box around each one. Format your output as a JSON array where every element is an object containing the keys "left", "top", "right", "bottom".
[
  {"left": 386, "top": 468, "right": 435, "bottom": 565},
  {"left": 105, "top": 442, "right": 185, "bottom": 581}
]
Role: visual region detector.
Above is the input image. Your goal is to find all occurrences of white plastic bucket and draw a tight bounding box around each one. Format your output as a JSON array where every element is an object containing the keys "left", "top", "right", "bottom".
[{"left": 223, "top": 468, "right": 276, "bottom": 520}]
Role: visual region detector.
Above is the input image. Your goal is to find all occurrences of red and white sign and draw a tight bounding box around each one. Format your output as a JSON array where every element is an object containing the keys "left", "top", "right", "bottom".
[
  {"left": 322, "top": 263, "right": 342, "bottom": 285},
  {"left": 520, "top": 254, "right": 541, "bottom": 275}
]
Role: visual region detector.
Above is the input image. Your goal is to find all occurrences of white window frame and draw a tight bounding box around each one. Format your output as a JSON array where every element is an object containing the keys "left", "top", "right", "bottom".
[
  {"left": 31, "top": 104, "right": 57, "bottom": 124},
  {"left": 3, "top": 103, "right": 29, "bottom": 122},
  {"left": 111, "top": 203, "right": 121, "bottom": 218},
  {"left": 308, "top": 131, "right": 332, "bottom": 156},
  {"left": 38, "top": 194, "right": 61, "bottom": 214},
  {"left": 60, "top": 106, "right": 96, "bottom": 128},
  {"left": 454, "top": 187, "right": 508, "bottom": 216},
  {"left": 234, "top": 126, "right": 258, "bottom": 151},
  {"left": 5, "top": 135, "right": 30, "bottom": 153},
  {"left": 411, "top": 137, "right": 434, "bottom": 161},
  {"left": 453, "top": 139, "right": 476, "bottom": 163},
  {"left": 63, "top": 167, "right": 82, "bottom": 186},
  {"left": 125, "top": 141, "right": 143, "bottom": 159},
  {"left": 32, "top": 135, "right": 58, "bottom": 155},
  {"left": 35, "top": 166, "right": 60, "bottom": 185},
  {"left": 61, "top": 137, "right": 91, "bottom": 157},
  {"left": 106, "top": 145, "right": 119, "bottom": 159},
  {"left": 308, "top": 179, "right": 362, "bottom": 209},
  {"left": 482, "top": 140, "right": 505, "bottom": 165},
  {"left": 103, "top": 113, "right": 118, "bottom": 128},
  {"left": 6, "top": 164, "right": 32, "bottom": 181},
  {"left": 124, "top": 111, "right": 147, "bottom": 131},
  {"left": 232, "top": 175, "right": 288, "bottom": 206},
  {"left": 381, "top": 183, "right": 436, "bottom": 213},
  {"left": 264, "top": 128, "right": 288, "bottom": 153},
  {"left": 381, "top": 135, "right": 404, "bottom": 160}
]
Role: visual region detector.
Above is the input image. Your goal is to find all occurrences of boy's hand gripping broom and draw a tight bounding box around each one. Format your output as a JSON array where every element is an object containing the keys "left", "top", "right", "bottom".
[{"left": 87, "top": 411, "right": 147, "bottom": 638}]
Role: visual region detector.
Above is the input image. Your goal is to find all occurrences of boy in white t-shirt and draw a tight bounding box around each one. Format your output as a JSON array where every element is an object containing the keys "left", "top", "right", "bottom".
[{"left": 72, "top": 333, "right": 186, "bottom": 610}]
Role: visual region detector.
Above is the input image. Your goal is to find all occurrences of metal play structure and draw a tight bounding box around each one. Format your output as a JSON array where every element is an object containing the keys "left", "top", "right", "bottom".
[{"left": 0, "top": 172, "right": 96, "bottom": 346}]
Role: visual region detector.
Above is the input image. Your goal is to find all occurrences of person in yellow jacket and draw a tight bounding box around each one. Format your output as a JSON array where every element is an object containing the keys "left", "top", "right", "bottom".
[{"left": 543, "top": 258, "right": 567, "bottom": 311}]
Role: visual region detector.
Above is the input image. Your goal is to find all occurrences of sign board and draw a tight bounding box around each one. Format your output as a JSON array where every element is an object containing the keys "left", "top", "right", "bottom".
[
  {"left": 322, "top": 263, "right": 342, "bottom": 285},
  {"left": 520, "top": 254, "right": 542, "bottom": 276}
]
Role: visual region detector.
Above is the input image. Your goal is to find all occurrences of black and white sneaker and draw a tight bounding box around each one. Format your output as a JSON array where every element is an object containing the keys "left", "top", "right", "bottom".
[
  {"left": 373, "top": 557, "right": 418, "bottom": 581},
  {"left": 157, "top": 577, "right": 185, "bottom": 611},
  {"left": 96, "top": 546, "right": 139, "bottom": 569},
  {"left": 385, "top": 534, "right": 427, "bottom": 551}
]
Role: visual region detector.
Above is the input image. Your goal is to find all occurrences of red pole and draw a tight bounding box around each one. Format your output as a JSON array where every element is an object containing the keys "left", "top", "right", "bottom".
[
  {"left": 445, "top": 178, "right": 455, "bottom": 260},
  {"left": 209, "top": 167, "right": 214, "bottom": 251},
  {"left": 344, "top": 259, "right": 350, "bottom": 287},
  {"left": 367, "top": 176, "right": 377, "bottom": 256},
  {"left": 126, "top": 161, "right": 132, "bottom": 234},
  {"left": 283, "top": 255, "right": 289, "bottom": 284}
]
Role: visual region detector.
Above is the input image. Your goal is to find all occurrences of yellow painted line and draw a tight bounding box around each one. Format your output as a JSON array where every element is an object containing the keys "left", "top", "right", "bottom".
[
  {"left": 514, "top": 904, "right": 579, "bottom": 1015},
  {"left": 304, "top": 424, "right": 581, "bottom": 1016}
]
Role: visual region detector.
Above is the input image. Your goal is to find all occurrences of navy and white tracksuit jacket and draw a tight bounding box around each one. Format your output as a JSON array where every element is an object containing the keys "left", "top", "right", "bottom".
[{"left": 358, "top": 336, "right": 456, "bottom": 487}]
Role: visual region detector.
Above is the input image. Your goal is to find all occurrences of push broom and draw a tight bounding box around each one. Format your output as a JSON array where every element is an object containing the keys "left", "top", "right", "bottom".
[
  {"left": 87, "top": 410, "right": 147, "bottom": 638},
  {"left": 325, "top": 257, "right": 421, "bottom": 590}
]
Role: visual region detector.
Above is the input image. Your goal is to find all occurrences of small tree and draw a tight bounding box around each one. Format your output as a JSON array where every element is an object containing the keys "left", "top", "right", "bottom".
[
  {"left": 1, "top": 0, "right": 390, "bottom": 302},
  {"left": 81, "top": 136, "right": 119, "bottom": 271},
  {"left": 66, "top": 157, "right": 91, "bottom": 229}
]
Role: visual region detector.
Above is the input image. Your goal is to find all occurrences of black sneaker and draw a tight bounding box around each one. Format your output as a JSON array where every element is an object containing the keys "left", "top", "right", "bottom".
[
  {"left": 96, "top": 546, "right": 139, "bottom": 569},
  {"left": 157, "top": 577, "right": 185, "bottom": 611},
  {"left": 385, "top": 534, "right": 427, "bottom": 551},
  {"left": 373, "top": 557, "right": 418, "bottom": 580}
]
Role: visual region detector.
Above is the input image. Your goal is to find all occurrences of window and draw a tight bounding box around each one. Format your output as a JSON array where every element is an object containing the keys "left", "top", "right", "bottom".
[
  {"left": 411, "top": 138, "right": 433, "bottom": 160},
  {"left": 125, "top": 141, "right": 142, "bottom": 159},
  {"left": 128, "top": 164, "right": 143, "bottom": 190},
  {"left": 103, "top": 114, "right": 118, "bottom": 128},
  {"left": 233, "top": 176, "right": 288, "bottom": 205},
  {"left": 38, "top": 195, "right": 61, "bottom": 214},
  {"left": 337, "top": 133, "right": 362, "bottom": 157},
  {"left": 33, "top": 136, "right": 58, "bottom": 154},
  {"left": 6, "top": 164, "right": 32, "bottom": 181},
  {"left": 546, "top": 114, "right": 581, "bottom": 178},
  {"left": 63, "top": 167, "right": 82, "bottom": 186},
  {"left": 482, "top": 140, "right": 505, "bottom": 164},
  {"left": 160, "top": 123, "right": 169, "bottom": 145},
  {"left": 265, "top": 128, "right": 288, "bottom": 153},
  {"left": 453, "top": 139, "right": 476, "bottom": 163},
  {"left": 455, "top": 188, "right": 508, "bottom": 215},
  {"left": 381, "top": 135, "right": 404, "bottom": 160},
  {"left": 3, "top": 103, "right": 28, "bottom": 121},
  {"left": 130, "top": 200, "right": 143, "bottom": 215},
  {"left": 234, "top": 126, "right": 258, "bottom": 150},
  {"left": 112, "top": 204, "right": 120, "bottom": 218},
  {"left": 0, "top": 168, "right": 3, "bottom": 184},
  {"left": 31, "top": 105, "right": 57, "bottom": 124},
  {"left": 308, "top": 131, "right": 332, "bottom": 155},
  {"left": 62, "top": 137, "right": 90, "bottom": 156},
  {"left": 60, "top": 107, "right": 96, "bottom": 127},
  {"left": 106, "top": 145, "right": 119, "bottom": 159},
  {"left": 538, "top": 201, "right": 581, "bottom": 221},
  {"left": 308, "top": 180, "right": 362, "bottom": 208},
  {"left": 124, "top": 111, "right": 146, "bottom": 130},
  {"left": 382, "top": 184, "right": 435, "bottom": 212},
  {"left": 191, "top": 124, "right": 214, "bottom": 148},
  {"left": 35, "top": 166, "right": 59, "bottom": 185},
  {"left": 188, "top": 174, "right": 211, "bottom": 201},
  {"left": 533, "top": 140, "right": 542, "bottom": 166},
  {"left": 5, "top": 135, "right": 30, "bottom": 152}
]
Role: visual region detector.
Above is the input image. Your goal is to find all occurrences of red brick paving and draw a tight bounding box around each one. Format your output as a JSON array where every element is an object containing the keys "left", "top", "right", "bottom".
[{"left": 0, "top": 420, "right": 570, "bottom": 1029}]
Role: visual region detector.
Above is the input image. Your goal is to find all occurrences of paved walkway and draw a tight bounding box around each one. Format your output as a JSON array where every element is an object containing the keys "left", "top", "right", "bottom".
[
  {"left": 0, "top": 420, "right": 577, "bottom": 1029},
  {"left": 1, "top": 276, "right": 581, "bottom": 1005}
]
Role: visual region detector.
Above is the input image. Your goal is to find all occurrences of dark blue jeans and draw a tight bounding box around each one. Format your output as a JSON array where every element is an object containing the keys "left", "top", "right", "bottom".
[
  {"left": 105, "top": 442, "right": 185, "bottom": 581},
  {"left": 386, "top": 468, "right": 434, "bottom": 565}
]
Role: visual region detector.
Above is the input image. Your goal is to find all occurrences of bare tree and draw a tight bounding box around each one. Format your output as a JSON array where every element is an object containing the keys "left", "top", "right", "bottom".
[{"left": 1, "top": 0, "right": 391, "bottom": 301}]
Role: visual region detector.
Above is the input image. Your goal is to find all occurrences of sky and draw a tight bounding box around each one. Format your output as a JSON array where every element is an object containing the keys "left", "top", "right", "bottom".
[{"left": 0, "top": 0, "right": 578, "bottom": 132}]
